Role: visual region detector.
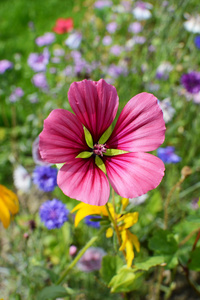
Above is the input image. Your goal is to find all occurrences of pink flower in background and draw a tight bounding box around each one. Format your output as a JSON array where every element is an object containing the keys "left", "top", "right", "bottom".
[
  {"left": 53, "top": 18, "right": 73, "bottom": 34},
  {"left": 35, "top": 32, "right": 55, "bottom": 47},
  {"left": 39, "top": 79, "right": 165, "bottom": 206},
  {"left": 0, "top": 59, "right": 13, "bottom": 74}
]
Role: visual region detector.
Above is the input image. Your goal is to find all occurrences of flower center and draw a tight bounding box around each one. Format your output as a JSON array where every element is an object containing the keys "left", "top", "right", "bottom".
[{"left": 93, "top": 143, "right": 107, "bottom": 157}]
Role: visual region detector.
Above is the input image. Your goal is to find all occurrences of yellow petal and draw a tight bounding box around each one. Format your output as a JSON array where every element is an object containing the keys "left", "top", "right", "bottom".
[
  {"left": 72, "top": 204, "right": 108, "bottom": 227},
  {"left": 106, "top": 227, "right": 114, "bottom": 238},
  {"left": 118, "top": 212, "right": 139, "bottom": 230},
  {"left": 0, "top": 185, "right": 19, "bottom": 214},
  {"left": 0, "top": 197, "right": 11, "bottom": 228},
  {"left": 119, "top": 230, "right": 128, "bottom": 251},
  {"left": 128, "top": 231, "right": 140, "bottom": 253},
  {"left": 125, "top": 238, "right": 134, "bottom": 267},
  {"left": 122, "top": 198, "right": 129, "bottom": 210}
]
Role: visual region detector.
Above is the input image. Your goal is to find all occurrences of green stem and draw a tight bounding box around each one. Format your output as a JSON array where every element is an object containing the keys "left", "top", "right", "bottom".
[
  {"left": 56, "top": 231, "right": 103, "bottom": 285},
  {"left": 105, "top": 203, "right": 126, "bottom": 260}
]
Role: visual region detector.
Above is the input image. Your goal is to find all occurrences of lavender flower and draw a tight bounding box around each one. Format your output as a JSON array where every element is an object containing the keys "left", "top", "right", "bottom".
[
  {"left": 157, "top": 146, "right": 181, "bottom": 164},
  {"left": 110, "top": 45, "right": 123, "bottom": 56},
  {"left": 85, "top": 216, "right": 101, "bottom": 228},
  {"left": 102, "top": 35, "right": 112, "bottom": 46},
  {"left": 39, "top": 199, "right": 69, "bottom": 229},
  {"left": 69, "top": 245, "right": 77, "bottom": 256},
  {"left": 32, "top": 166, "right": 57, "bottom": 192},
  {"left": 94, "top": 0, "right": 112, "bottom": 9},
  {"left": 132, "top": 1, "right": 152, "bottom": 21},
  {"left": 77, "top": 247, "right": 106, "bottom": 272},
  {"left": 9, "top": 87, "right": 24, "bottom": 102},
  {"left": 0, "top": 59, "right": 13, "bottom": 74},
  {"left": 181, "top": 71, "right": 200, "bottom": 94},
  {"left": 194, "top": 36, "right": 200, "bottom": 49},
  {"left": 65, "top": 31, "right": 82, "bottom": 49},
  {"left": 32, "top": 73, "right": 49, "bottom": 91},
  {"left": 35, "top": 32, "right": 55, "bottom": 47},
  {"left": 128, "top": 22, "right": 143, "bottom": 34},
  {"left": 28, "top": 48, "right": 49, "bottom": 72},
  {"left": 106, "top": 22, "right": 118, "bottom": 34},
  {"left": 107, "top": 64, "right": 128, "bottom": 78}
]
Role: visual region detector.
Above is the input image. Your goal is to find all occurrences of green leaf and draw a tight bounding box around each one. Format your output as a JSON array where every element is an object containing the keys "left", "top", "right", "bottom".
[
  {"left": 95, "top": 156, "right": 106, "bottom": 174},
  {"left": 108, "top": 266, "right": 143, "bottom": 293},
  {"left": 56, "top": 163, "right": 65, "bottom": 169},
  {"left": 37, "top": 285, "right": 74, "bottom": 300},
  {"left": 148, "top": 229, "right": 178, "bottom": 255},
  {"left": 76, "top": 151, "right": 93, "bottom": 159},
  {"left": 188, "top": 247, "right": 200, "bottom": 271},
  {"left": 134, "top": 256, "right": 166, "bottom": 271},
  {"left": 84, "top": 126, "right": 93, "bottom": 148},
  {"left": 100, "top": 255, "right": 124, "bottom": 284},
  {"left": 99, "top": 125, "right": 113, "bottom": 144},
  {"left": 104, "top": 149, "right": 128, "bottom": 156}
]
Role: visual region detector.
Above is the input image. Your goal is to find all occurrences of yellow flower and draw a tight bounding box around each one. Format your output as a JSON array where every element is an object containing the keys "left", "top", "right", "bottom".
[
  {"left": 0, "top": 184, "right": 19, "bottom": 228},
  {"left": 71, "top": 198, "right": 140, "bottom": 267}
]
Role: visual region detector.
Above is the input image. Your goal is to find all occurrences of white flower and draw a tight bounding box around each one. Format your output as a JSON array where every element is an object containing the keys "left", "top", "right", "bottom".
[
  {"left": 65, "top": 31, "right": 82, "bottom": 49},
  {"left": 13, "top": 165, "right": 32, "bottom": 193},
  {"left": 184, "top": 14, "right": 200, "bottom": 33},
  {"left": 132, "top": 2, "right": 152, "bottom": 21},
  {"left": 158, "top": 98, "right": 175, "bottom": 123},
  {"left": 129, "top": 194, "right": 148, "bottom": 206}
]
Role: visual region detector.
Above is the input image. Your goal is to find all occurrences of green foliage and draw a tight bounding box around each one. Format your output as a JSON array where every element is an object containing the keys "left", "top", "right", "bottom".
[
  {"left": 108, "top": 266, "right": 143, "bottom": 293},
  {"left": 100, "top": 255, "right": 124, "bottom": 284},
  {"left": 36, "top": 285, "right": 74, "bottom": 300},
  {"left": 188, "top": 247, "right": 200, "bottom": 271},
  {"left": 134, "top": 256, "right": 166, "bottom": 271}
]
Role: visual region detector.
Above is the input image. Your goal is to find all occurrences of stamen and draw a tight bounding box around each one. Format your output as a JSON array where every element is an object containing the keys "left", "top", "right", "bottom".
[{"left": 93, "top": 143, "right": 107, "bottom": 157}]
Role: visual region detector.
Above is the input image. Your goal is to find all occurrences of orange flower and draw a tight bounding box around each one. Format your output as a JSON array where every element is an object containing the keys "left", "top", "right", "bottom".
[{"left": 0, "top": 185, "right": 19, "bottom": 228}]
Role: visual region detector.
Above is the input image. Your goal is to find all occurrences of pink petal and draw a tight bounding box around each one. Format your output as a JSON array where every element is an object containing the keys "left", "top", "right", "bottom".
[
  {"left": 68, "top": 79, "right": 119, "bottom": 143},
  {"left": 39, "top": 109, "right": 88, "bottom": 163},
  {"left": 105, "top": 152, "right": 165, "bottom": 198},
  {"left": 57, "top": 158, "right": 110, "bottom": 206},
  {"left": 107, "top": 93, "right": 166, "bottom": 152}
]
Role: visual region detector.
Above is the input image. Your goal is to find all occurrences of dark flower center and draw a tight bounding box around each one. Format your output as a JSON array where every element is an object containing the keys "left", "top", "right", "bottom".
[{"left": 93, "top": 143, "right": 107, "bottom": 157}]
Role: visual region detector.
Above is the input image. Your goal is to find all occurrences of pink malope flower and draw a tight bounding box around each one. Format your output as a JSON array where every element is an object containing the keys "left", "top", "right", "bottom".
[{"left": 39, "top": 79, "right": 166, "bottom": 206}]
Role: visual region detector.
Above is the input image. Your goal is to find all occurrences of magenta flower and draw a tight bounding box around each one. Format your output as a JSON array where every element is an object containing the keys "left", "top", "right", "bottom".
[{"left": 39, "top": 79, "right": 165, "bottom": 206}]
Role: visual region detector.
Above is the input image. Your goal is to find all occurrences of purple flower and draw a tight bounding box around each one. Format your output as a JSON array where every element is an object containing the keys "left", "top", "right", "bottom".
[
  {"left": 107, "top": 64, "right": 128, "bottom": 78},
  {"left": 32, "top": 166, "right": 57, "bottom": 192},
  {"left": 77, "top": 247, "right": 106, "bottom": 272},
  {"left": 28, "top": 48, "right": 49, "bottom": 72},
  {"left": 102, "top": 35, "right": 112, "bottom": 46},
  {"left": 194, "top": 36, "right": 200, "bottom": 49},
  {"left": 53, "top": 48, "right": 65, "bottom": 57},
  {"left": 0, "top": 59, "right": 13, "bottom": 74},
  {"left": 106, "top": 22, "right": 118, "bottom": 34},
  {"left": 157, "top": 146, "right": 181, "bottom": 164},
  {"left": 69, "top": 245, "right": 77, "bottom": 256},
  {"left": 39, "top": 199, "right": 69, "bottom": 229},
  {"left": 181, "top": 71, "right": 200, "bottom": 94},
  {"left": 128, "top": 22, "right": 143, "bottom": 34},
  {"left": 65, "top": 31, "right": 82, "bottom": 49},
  {"left": 9, "top": 87, "right": 24, "bottom": 102},
  {"left": 156, "top": 62, "right": 173, "bottom": 80},
  {"left": 32, "top": 73, "right": 48, "bottom": 91},
  {"left": 84, "top": 216, "right": 101, "bottom": 228},
  {"left": 110, "top": 45, "right": 123, "bottom": 56},
  {"left": 94, "top": 0, "right": 112, "bottom": 9},
  {"left": 35, "top": 32, "right": 55, "bottom": 47}
]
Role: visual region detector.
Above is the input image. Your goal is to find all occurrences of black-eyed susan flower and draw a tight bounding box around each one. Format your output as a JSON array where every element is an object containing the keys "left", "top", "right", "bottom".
[{"left": 0, "top": 184, "right": 19, "bottom": 228}]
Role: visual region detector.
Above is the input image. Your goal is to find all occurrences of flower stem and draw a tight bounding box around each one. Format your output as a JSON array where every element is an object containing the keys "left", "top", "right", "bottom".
[
  {"left": 56, "top": 230, "right": 104, "bottom": 285},
  {"left": 105, "top": 203, "right": 126, "bottom": 260}
]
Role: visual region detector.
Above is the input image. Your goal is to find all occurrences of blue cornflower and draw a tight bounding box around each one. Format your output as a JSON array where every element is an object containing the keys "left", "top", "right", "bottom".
[
  {"left": 39, "top": 199, "right": 69, "bottom": 229},
  {"left": 194, "top": 36, "right": 200, "bottom": 49},
  {"left": 157, "top": 146, "right": 181, "bottom": 164},
  {"left": 84, "top": 215, "right": 101, "bottom": 229},
  {"left": 32, "top": 166, "right": 57, "bottom": 192}
]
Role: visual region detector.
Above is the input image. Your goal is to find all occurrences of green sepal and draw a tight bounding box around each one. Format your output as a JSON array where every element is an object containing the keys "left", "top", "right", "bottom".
[
  {"left": 84, "top": 126, "right": 93, "bottom": 148},
  {"left": 99, "top": 125, "right": 113, "bottom": 144},
  {"left": 95, "top": 156, "right": 106, "bottom": 174},
  {"left": 76, "top": 151, "right": 93, "bottom": 159},
  {"left": 56, "top": 163, "right": 65, "bottom": 169},
  {"left": 104, "top": 149, "right": 129, "bottom": 156}
]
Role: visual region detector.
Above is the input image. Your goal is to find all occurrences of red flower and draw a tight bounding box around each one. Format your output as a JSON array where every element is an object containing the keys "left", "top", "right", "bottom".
[{"left": 53, "top": 18, "right": 73, "bottom": 34}]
